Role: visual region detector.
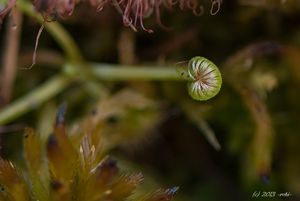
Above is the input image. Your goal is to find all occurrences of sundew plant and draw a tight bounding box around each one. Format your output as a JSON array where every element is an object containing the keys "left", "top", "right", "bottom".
[{"left": 1, "top": 0, "right": 300, "bottom": 201}]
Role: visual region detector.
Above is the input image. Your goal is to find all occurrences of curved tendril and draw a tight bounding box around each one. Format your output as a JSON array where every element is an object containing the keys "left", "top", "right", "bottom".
[
  {"left": 21, "top": 23, "right": 45, "bottom": 70},
  {"left": 210, "top": 0, "right": 222, "bottom": 15}
]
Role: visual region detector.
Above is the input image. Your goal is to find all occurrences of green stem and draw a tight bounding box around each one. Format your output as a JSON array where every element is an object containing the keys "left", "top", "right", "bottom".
[
  {"left": 90, "top": 63, "right": 184, "bottom": 81},
  {"left": 0, "top": 63, "right": 185, "bottom": 125},
  {"left": 1, "top": 1, "right": 192, "bottom": 125},
  {"left": 16, "top": 1, "right": 83, "bottom": 64},
  {"left": 0, "top": 75, "right": 71, "bottom": 125},
  {"left": 0, "top": 1, "right": 188, "bottom": 125}
]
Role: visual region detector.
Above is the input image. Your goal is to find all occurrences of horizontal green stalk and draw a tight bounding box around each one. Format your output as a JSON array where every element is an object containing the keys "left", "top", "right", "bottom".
[
  {"left": 0, "top": 64, "right": 185, "bottom": 125},
  {"left": 90, "top": 63, "right": 183, "bottom": 81}
]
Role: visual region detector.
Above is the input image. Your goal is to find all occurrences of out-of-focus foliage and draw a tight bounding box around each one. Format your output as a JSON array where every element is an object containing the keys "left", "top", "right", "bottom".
[
  {"left": 0, "top": 105, "right": 177, "bottom": 201},
  {"left": 71, "top": 89, "right": 162, "bottom": 149},
  {"left": 1, "top": 0, "right": 300, "bottom": 201}
]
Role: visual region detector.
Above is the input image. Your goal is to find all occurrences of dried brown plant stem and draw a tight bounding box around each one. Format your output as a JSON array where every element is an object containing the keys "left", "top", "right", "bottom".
[
  {"left": 222, "top": 42, "right": 280, "bottom": 180},
  {"left": 0, "top": 10, "right": 23, "bottom": 157},
  {"left": 118, "top": 30, "right": 136, "bottom": 65},
  {"left": 0, "top": 10, "right": 23, "bottom": 107}
]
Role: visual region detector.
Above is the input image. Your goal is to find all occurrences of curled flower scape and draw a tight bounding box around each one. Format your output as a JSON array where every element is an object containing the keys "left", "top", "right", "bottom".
[{"left": 186, "top": 56, "right": 222, "bottom": 101}]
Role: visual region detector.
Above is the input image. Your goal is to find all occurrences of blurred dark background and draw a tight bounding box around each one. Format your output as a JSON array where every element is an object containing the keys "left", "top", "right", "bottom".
[{"left": 1, "top": 0, "right": 300, "bottom": 201}]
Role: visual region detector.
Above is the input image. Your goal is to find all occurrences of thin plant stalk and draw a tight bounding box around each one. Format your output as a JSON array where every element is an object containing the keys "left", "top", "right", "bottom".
[
  {"left": 0, "top": 1, "right": 187, "bottom": 125},
  {"left": 91, "top": 63, "right": 184, "bottom": 81},
  {"left": 0, "top": 10, "right": 23, "bottom": 106},
  {"left": 0, "top": 63, "right": 186, "bottom": 125}
]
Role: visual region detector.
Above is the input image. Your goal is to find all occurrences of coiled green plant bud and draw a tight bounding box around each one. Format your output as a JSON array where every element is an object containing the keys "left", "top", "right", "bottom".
[{"left": 186, "top": 56, "right": 222, "bottom": 101}]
